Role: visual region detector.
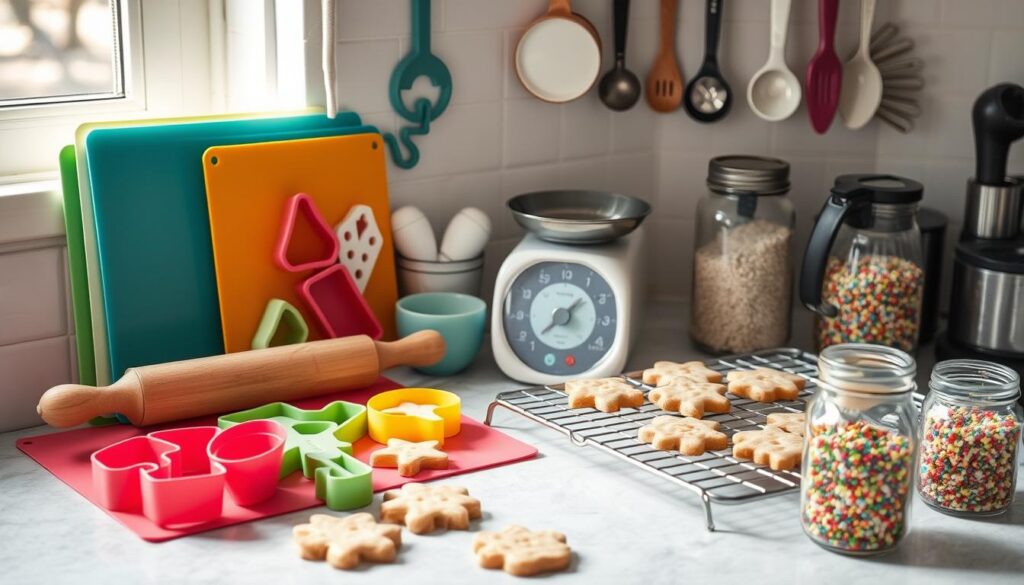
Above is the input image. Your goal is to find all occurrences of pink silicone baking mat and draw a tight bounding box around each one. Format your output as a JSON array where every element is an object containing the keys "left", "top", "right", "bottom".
[{"left": 17, "top": 377, "right": 537, "bottom": 542}]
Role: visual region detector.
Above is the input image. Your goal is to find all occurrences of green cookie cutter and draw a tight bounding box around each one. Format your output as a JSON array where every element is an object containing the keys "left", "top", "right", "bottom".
[
  {"left": 218, "top": 401, "right": 372, "bottom": 510},
  {"left": 251, "top": 299, "right": 309, "bottom": 350}
]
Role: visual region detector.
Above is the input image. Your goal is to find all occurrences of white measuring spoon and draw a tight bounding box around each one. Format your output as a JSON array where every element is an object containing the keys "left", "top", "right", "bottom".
[
  {"left": 747, "top": 0, "right": 800, "bottom": 121},
  {"left": 839, "top": 0, "right": 882, "bottom": 129}
]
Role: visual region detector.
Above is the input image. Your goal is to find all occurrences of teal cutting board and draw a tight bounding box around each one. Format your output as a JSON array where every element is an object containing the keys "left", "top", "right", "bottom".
[{"left": 85, "top": 113, "right": 374, "bottom": 378}]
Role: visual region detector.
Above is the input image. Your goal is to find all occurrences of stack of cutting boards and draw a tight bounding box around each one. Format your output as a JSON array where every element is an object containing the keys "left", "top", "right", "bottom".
[{"left": 60, "top": 112, "right": 398, "bottom": 387}]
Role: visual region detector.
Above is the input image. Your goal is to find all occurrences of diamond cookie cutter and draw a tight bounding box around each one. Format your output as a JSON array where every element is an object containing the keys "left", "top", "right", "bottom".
[
  {"left": 91, "top": 420, "right": 287, "bottom": 527},
  {"left": 367, "top": 388, "right": 461, "bottom": 446},
  {"left": 218, "top": 401, "right": 373, "bottom": 510}
]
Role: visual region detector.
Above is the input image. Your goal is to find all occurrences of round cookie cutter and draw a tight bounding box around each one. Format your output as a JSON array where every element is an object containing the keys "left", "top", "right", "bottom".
[{"left": 367, "top": 388, "right": 461, "bottom": 445}]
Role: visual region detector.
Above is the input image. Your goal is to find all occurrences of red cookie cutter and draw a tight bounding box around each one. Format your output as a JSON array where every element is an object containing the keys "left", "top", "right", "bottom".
[
  {"left": 297, "top": 263, "right": 383, "bottom": 339},
  {"left": 274, "top": 193, "right": 341, "bottom": 272},
  {"left": 91, "top": 420, "right": 287, "bottom": 527}
]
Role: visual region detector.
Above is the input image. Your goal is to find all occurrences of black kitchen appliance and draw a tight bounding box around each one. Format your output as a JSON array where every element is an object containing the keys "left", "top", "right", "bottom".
[{"left": 940, "top": 83, "right": 1024, "bottom": 387}]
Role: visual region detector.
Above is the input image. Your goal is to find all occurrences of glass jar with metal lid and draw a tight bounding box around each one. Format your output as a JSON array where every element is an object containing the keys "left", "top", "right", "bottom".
[
  {"left": 691, "top": 155, "right": 795, "bottom": 353},
  {"left": 801, "top": 343, "right": 918, "bottom": 556},
  {"left": 916, "top": 359, "right": 1022, "bottom": 516}
]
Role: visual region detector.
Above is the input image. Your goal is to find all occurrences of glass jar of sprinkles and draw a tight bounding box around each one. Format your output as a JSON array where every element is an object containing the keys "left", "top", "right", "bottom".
[
  {"left": 916, "top": 360, "right": 1022, "bottom": 517},
  {"left": 800, "top": 175, "right": 925, "bottom": 353},
  {"left": 801, "top": 343, "right": 917, "bottom": 556}
]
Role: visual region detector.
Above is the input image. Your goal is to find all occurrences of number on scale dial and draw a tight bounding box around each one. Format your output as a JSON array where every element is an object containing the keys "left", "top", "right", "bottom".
[{"left": 502, "top": 261, "right": 616, "bottom": 375}]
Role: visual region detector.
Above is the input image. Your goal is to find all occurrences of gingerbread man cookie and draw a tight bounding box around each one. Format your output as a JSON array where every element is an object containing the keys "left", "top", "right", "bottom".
[
  {"left": 765, "top": 412, "right": 806, "bottom": 436},
  {"left": 649, "top": 379, "right": 730, "bottom": 419},
  {"left": 642, "top": 360, "right": 722, "bottom": 386},
  {"left": 732, "top": 426, "right": 804, "bottom": 471},
  {"left": 473, "top": 525, "right": 572, "bottom": 577},
  {"left": 370, "top": 439, "right": 449, "bottom": 477},
  {"left": 381, "top": 483, "right": 482, "bottom": 534},
  {"left": 726, "top": 368, "right": 806, "bottom": 402},
  {"left": 638, "top": 415, "right": 728, "bottom": 456},
  {"left": 565, "top": 377, "right": 643, "bottom": 413},
  {"left": 293, "top": 513, "right": 402, "bottom": 570}
]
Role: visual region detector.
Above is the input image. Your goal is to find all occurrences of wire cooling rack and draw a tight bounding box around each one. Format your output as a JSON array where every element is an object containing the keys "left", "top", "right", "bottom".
[{"left": 484, "top": 348, "right": 821, "bottom": 531}]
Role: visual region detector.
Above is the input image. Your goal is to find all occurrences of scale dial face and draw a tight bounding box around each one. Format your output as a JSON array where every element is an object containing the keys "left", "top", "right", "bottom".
[{"left": 502, "top": 261, "right": 617, "bottom": 376}]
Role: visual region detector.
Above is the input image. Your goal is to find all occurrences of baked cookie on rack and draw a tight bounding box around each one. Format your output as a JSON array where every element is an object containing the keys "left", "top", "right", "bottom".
[
  {"left": 292, "top": 513, "right": 402, "bottom": 570},
  {"left": 642, "top": 360, "right": 723, "bottom": 385},
  {"left": 732, "top": 426, "right": 804, "bottom": 471},
  {"left": 565, "top": 377, "right": 644, "bottom": 413},
  {"left": 473, "top": 525, "right": 572, "bottom": 577},
  {"left": 726, "top": 368, "right": 806, "bottom": 402},
  {"left": 638, "top": 415, "right": 728, "bottom": 456},
  {"left": 765, "top": 412, "right": 806, "bottom": 436},
  {"left": 370, "top": 438, "right": 449, "bottom": 477},
  {"left": 648, "top": 379, "right": 730, "bottom": 418},
  {"left": 381, "top": 483, "right": 481, "bottom": 534}
]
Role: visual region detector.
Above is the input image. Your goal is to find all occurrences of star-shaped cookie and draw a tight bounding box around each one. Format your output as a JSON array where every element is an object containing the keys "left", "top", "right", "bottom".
[
  {"left": 370, "top": 438, "right": 449, "bottom": 477},
  {"left": 642, "top": 360, "right": 723, "bottom": 385},
  {"left": 726, "top": 368, "right": 806, "bottom": 402},
  {"left": 381, "top": 483, "right": 482, "bottom": 534},
  {"left": 473, "top": 525, "right": 572, "bottom": 577},
  {"left": 732, "top": 426, "right": 804, "bottom": 471},
  {"left": 564, "top": 377, "right": 643, "bottom": 413},
  {"left": 638, "top": 415, "right": 728, "bottom": 455},
  {"left": 293, "top": 513, "right": 402, "bottom": 570},
  {"left": 765, "top": 412, "right": 806, "bottom": 436},
  {"left": 382, "top": 401, "right": 442, "bottom": 420},
  {"left": 648, "top": 379, "right": 730, "bottom": 418}
]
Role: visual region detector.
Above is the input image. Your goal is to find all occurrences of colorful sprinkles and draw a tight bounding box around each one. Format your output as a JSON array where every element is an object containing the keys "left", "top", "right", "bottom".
[
  {"left": 802, "top": 421, "right": 913, "bottom": 553},
  {"left": 816, "top": 255, "right": 924, "bottom": 352},
  {"left": 917, "top": 406, "right": 1021, "bottom": 514}
]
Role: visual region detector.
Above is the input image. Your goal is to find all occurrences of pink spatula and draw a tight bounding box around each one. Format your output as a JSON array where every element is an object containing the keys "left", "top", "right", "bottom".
[{"left": 805, "top": 0, "right": 841, "bottom": 133}]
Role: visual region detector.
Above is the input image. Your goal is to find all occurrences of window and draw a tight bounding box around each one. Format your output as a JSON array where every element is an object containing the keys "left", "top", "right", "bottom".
[
  {"left": 0, "top": 0, "right": 217, "bottom": 178},
  {"left": 0, "top": 0, "right": 124, "bottom": 107}
]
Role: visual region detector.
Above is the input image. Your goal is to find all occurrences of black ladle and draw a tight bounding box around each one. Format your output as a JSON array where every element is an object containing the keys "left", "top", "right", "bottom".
[
  {"left": 599, "top": 0, "right": 641, "bottom": 111},
  {"left": 684, "top": 0, "right": 731, "bottom": 122},
  {"left": 973, "top": 83, "right": 1024, "bottom": 185}
]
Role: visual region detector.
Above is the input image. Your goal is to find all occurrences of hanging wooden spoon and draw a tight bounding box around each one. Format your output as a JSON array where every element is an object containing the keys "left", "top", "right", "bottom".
[{"left": 646, "top": 0, "right": 683, "bottom": 112}]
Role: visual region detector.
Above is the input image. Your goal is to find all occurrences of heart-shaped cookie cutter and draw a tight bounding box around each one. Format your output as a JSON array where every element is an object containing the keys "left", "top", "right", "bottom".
[
  {"left": 217, "top": 401, "right": 373, "bottom": 510},
  {"left": 91, "top": 420, "right": 287, "bottom": 527},
  {"left": 366, "top": 388, "right": 461, "bottom": 445}
]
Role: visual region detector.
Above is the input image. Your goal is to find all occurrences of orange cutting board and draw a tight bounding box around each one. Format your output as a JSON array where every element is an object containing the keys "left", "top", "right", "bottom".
[{"left": 203, "top": 134, "right": 397, "bottom": 353}]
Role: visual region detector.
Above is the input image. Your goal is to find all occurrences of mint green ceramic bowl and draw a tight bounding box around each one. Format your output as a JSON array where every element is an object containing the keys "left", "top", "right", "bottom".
[{"left": 396, "top": 292, "right": 487, "bottom": 376}]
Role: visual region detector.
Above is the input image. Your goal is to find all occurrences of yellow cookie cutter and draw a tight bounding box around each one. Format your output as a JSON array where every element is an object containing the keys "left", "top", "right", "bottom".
[{"left": 366, "top": 388, "right": 461, "bottom": 445}]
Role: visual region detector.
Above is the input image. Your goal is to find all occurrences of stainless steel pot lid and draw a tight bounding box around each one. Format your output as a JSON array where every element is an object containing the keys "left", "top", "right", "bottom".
[
  {"left": 507, "top": 190, "right": 651, "bottom": 244},
  {"left": 955, "top": 238, "right": 1024, "bottom": 274}
]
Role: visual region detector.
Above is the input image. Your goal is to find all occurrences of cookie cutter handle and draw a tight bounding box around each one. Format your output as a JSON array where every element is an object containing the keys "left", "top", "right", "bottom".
[{"left": 388, "top": 0, "right": 452, "bottom": 123}]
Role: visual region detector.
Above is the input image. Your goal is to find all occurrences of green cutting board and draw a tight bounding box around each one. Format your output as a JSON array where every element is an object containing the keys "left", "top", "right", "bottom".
[
  {"left": 58, "top": 145, "right": 95, "bottom": 386},
  {"left": 85, "top": 113, "right": 373, "bottom": 379}
]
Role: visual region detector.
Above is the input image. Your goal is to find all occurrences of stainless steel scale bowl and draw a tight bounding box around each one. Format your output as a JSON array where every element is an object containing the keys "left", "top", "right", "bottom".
[{"left": 507, "top": 190, "right": 651, "bottom": 244}]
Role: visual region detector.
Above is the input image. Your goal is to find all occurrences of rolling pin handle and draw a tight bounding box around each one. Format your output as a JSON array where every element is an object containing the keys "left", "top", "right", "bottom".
[
  {"left": 375, "top": 329, "right": 446, "bottom": 370},
  {"left": 36, "top": 376, "right": 142, "bottom": 428}
]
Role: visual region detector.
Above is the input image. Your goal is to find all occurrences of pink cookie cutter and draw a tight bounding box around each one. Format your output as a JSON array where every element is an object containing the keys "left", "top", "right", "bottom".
[
  {"left": 297, "top": 263, "right": 383, "bottom": 339},
  {"left": 274, "top": 193, "right": 341, "bottom": 272},
  {"left": 91, "top": 420, "right": 287, "bottom": 527}
]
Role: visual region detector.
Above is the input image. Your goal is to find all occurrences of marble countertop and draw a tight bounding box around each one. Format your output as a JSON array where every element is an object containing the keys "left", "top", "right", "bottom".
[{"left": 2, "top": 301, "right": 1022, "bottom": 584}]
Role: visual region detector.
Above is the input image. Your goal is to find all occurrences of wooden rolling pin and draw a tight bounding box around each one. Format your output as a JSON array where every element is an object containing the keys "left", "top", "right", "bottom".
[{"left": 37, "top": 331, "right": 445, "bottom": 428}]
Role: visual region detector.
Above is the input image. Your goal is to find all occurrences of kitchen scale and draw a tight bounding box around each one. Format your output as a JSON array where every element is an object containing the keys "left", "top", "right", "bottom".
[{"left": 491, "top": 190, "right": 651, "bottom": 385}]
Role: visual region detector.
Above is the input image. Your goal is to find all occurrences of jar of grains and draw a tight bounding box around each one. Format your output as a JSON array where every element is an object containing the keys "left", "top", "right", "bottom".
[
  {"left": 801, "top": 343, "right": 917, "bottom": 556},
  {"left": 916, "top": 359, "right": 1022, "bottom": 517},
  {"left": 691, "top": 155, "right": 795, "bottom": 353},
  {"left": 799, "top": 174, "right": 925, "bottom": 352}
]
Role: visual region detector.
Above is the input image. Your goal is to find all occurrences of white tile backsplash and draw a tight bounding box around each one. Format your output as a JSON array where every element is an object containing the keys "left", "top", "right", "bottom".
[
  {"left": 1, "top": 0, "right": 1021, "bottom": 432},
  {"left": 0, "top": 247, "right": 66, "bottom": 346}
]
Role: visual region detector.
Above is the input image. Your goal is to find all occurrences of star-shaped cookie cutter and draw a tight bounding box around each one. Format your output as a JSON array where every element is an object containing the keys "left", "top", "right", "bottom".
[
  {"left": 218, "top": 401, "right": 372, "bottom": 510},
  {"left": 366, "top": 388, "right": 461, "bottom": 446}
]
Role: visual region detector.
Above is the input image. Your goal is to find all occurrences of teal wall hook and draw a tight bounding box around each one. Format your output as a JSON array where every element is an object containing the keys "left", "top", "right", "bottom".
[{"left": 384, "top": 0, "right": 452, "bottom": 169}]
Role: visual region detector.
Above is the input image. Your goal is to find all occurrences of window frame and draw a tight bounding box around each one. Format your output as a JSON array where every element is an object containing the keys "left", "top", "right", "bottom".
[{"left": 0, "top": 0, "right": 220, "bottom": 179}]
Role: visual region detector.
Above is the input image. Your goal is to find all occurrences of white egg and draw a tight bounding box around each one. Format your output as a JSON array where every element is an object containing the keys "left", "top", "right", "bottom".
[
  {"left": 439, "top": 207, "right": 491, "bottom": 262},
  {"left": 390, "top": 206, "right": 438, "bottom": 261}
]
